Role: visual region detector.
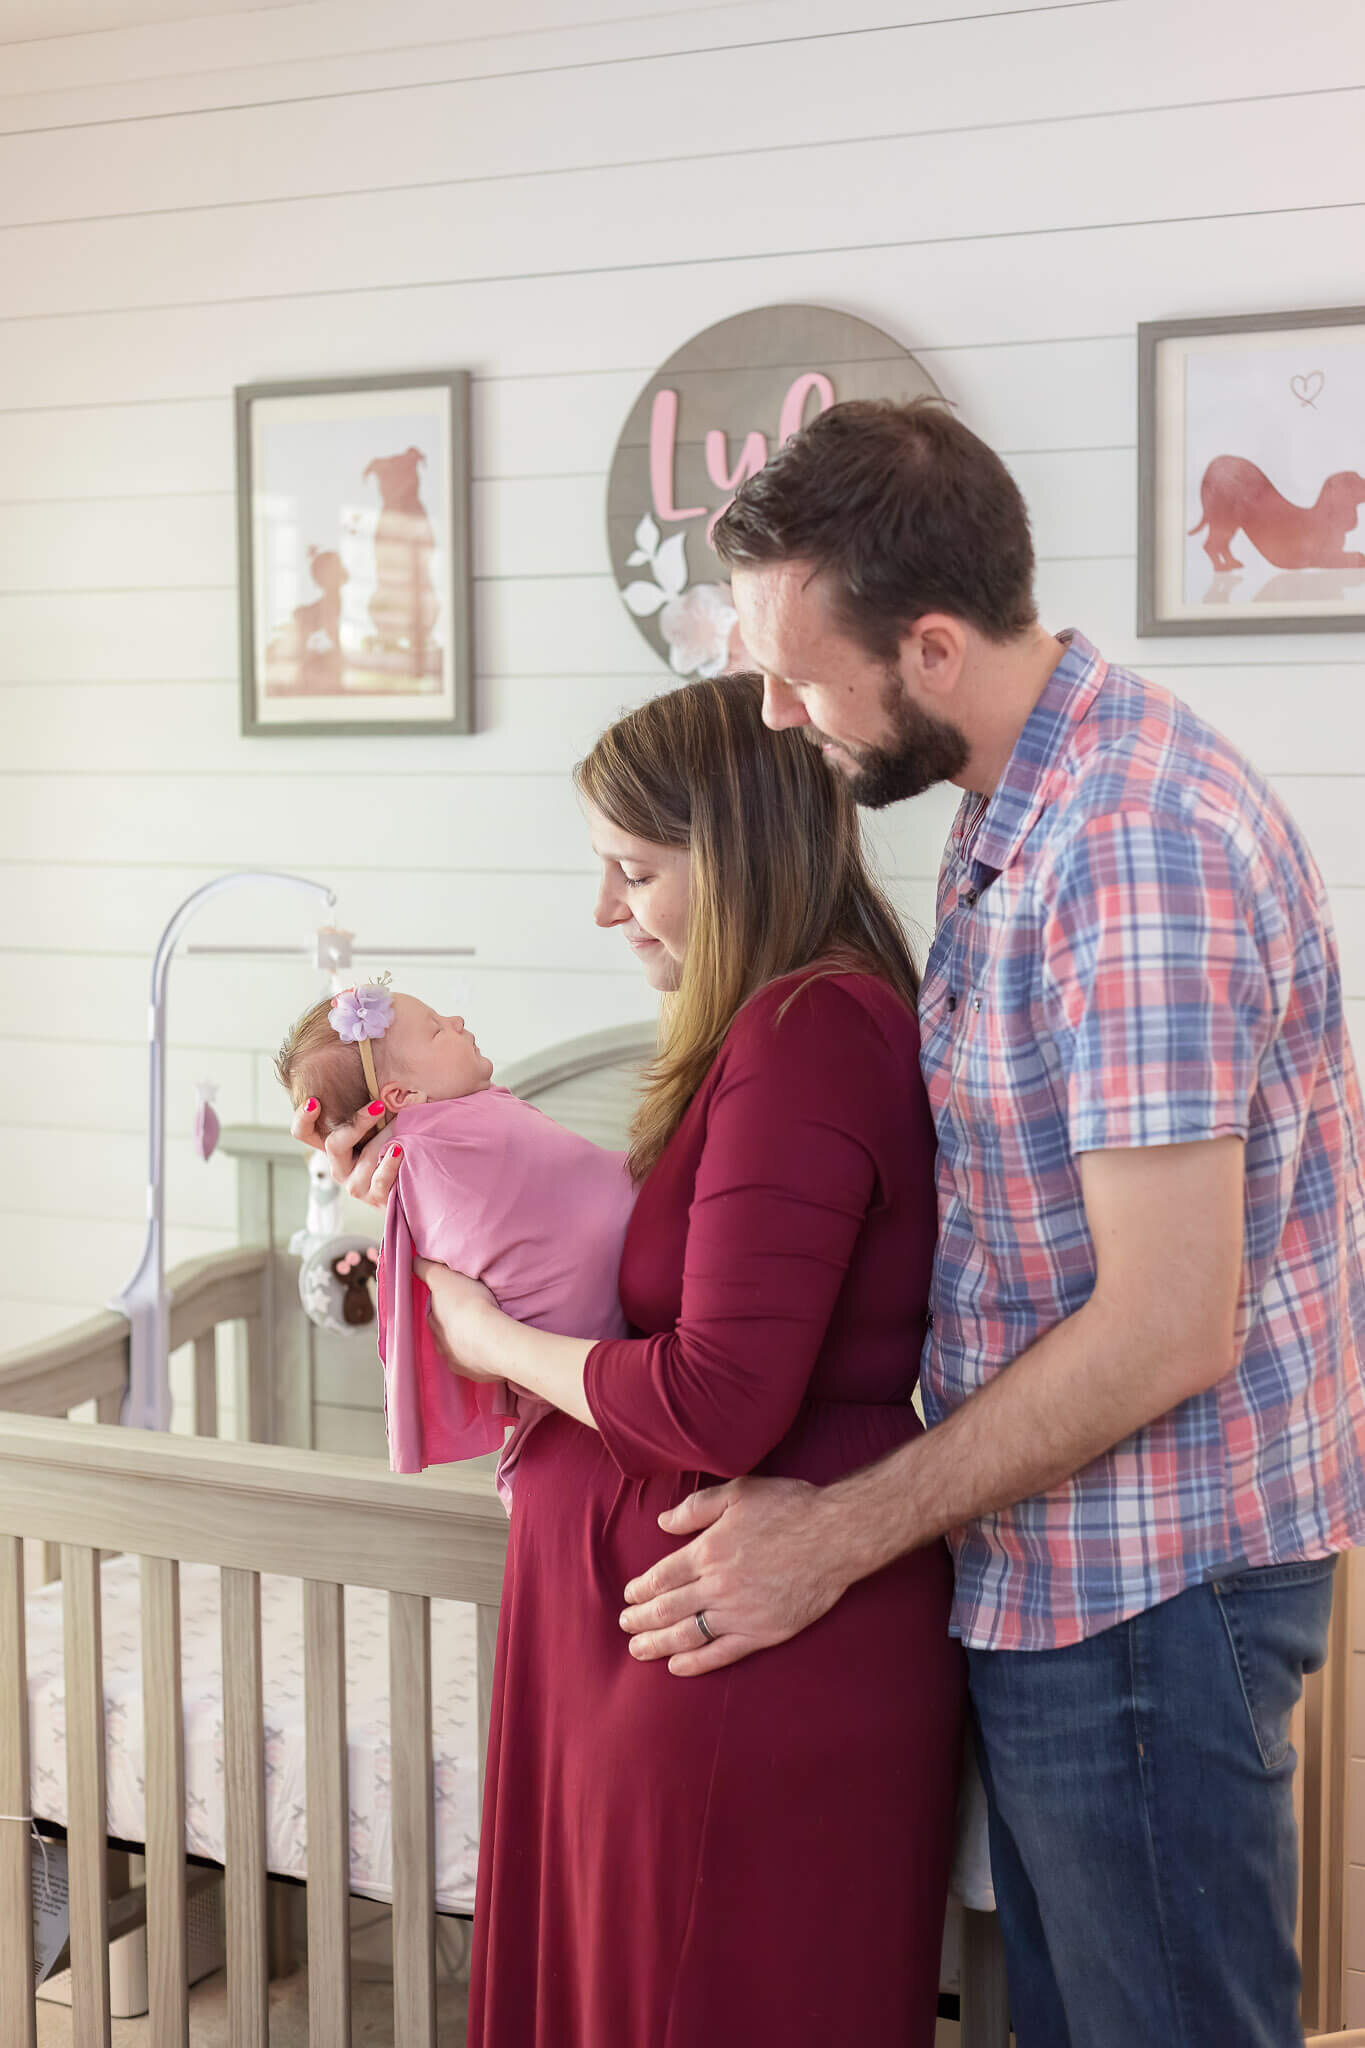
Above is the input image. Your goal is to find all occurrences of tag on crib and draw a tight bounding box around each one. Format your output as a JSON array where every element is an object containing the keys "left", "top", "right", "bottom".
[{"left": 32, "top": 1836, "right": 69, "bottom": 1986}]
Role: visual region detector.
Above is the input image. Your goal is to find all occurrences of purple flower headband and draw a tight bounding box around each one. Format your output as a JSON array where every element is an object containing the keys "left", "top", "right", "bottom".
[{"left": 328, "top": 972, "right": 394, "bottom": 1105}]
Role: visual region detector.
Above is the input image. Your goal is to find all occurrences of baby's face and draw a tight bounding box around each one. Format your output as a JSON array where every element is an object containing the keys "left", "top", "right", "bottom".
[{"left": 379, "top": 994, "right": 494, "bottom": 1109}]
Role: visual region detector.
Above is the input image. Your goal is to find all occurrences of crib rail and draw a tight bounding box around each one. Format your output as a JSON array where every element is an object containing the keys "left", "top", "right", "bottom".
[
  {"left": 0, "top": 1245, "right": 271, "bottom": 1442},
  {"left": 0, "top": 1413, "right": 508, "bottom": 2048},
  {"left": 0, "top": 1310, "right": 129, "bottom": 1423}
]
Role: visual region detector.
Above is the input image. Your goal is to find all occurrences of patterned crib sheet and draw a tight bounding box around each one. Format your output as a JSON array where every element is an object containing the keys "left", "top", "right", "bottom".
[{"left": 25, "top": 1557, "right": 481, "bottom": 1914}]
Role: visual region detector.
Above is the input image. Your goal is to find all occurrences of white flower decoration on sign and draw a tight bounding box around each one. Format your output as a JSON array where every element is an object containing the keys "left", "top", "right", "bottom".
[{"left": 621, "top": 516, "right": 744, "bottom": 679}]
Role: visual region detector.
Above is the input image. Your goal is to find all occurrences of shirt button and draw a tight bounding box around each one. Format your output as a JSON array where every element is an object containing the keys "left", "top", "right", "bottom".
[
  {"left": 963, "top": 888, "right": 979, "bottom": 908},
  {"left": 946, "top": 993, "right": 958, "bottom": 1012},
  {"left": 972, "top": 996, "right": 982, "bottom": 1012}
]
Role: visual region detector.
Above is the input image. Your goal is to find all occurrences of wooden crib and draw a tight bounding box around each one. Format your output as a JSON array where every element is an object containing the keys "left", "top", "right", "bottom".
[{"left": 0, "top": 1023, "right": 1350, "bottom": 2044}]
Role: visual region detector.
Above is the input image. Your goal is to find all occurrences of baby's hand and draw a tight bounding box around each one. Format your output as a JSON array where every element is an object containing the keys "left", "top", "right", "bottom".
[{"left": 290, "top": 1098, "right": 403, "bottom": 1209}]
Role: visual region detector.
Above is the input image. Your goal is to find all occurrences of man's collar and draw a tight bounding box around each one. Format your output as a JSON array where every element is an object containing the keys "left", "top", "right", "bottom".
[{"left": 956, "top": 629, "right": 1106, "bottom": 876}]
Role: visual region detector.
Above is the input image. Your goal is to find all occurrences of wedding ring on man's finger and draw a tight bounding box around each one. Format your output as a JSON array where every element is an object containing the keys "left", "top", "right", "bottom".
[{"left": 695, "top": 1611, "right": 717, "bottom": 1645}]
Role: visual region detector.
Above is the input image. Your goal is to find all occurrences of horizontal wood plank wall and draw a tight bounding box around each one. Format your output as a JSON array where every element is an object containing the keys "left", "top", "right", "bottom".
[{"left": 2, "top": 0, "right": 1363, "bottom": 1410}]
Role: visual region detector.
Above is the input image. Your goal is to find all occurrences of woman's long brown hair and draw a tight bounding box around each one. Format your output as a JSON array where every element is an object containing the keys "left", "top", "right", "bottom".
[{"left": 574, "top": 672, "right": 920, "bottom": 1180}]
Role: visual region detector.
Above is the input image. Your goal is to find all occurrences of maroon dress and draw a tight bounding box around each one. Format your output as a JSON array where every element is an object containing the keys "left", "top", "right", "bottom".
[{"left": 466, "top": 973, "right": 964, "bottom": 2047}]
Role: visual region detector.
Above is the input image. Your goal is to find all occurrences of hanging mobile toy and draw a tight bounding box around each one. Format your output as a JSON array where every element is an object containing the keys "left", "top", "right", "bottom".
[
  {"left": 331, "top": 1246, "right": 383, "bottom": 1326},
  {"left": 193, "top": 1081, "right": 221, "bottom": 1163}
]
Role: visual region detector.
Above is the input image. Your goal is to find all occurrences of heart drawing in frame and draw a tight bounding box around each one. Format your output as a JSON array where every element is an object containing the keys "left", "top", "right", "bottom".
[{"left": 1290, "top": 370, "right": 1325, "bottom": 408}]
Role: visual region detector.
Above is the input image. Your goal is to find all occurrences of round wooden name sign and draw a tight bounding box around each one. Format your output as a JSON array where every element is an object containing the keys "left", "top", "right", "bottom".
[{"left": 606, "top": 305, "right": 943, "bottom": 679}]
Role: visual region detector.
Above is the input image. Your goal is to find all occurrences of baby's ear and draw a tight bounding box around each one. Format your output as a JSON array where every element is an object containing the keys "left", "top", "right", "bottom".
[{"left": 380, "top": 1082, "right": 426, "bottom": 1111}]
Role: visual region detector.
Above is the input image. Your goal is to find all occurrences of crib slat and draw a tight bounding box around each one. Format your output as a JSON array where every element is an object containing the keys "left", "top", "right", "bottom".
[
  {"left": 390, "top": 1591, "right": 436, "bottom": 2048},
  {"left": 476, "top": 1601, "right": 499, "bottom": 1804},
  {"left": 62, "top": 1544, "right": 111, "bottom": 2048},
  {"left": 244, "top": 1315, "right": 270, "bottom": 1444},
  {"left": 0, "top": 1535, "right": 37, "bottom": 2048},
  {"left": 193, "top": 1332, "right": 217, "bottom": 1437},
  {"left": 221, "top": 1567, "right": 269, "bottom": 2048},
  {"left": 141, "top": 1555, "right": 188, "bottom": 2046},
  {"left": 304, "top": 1578, "right": 351, "bottom": 2047}
]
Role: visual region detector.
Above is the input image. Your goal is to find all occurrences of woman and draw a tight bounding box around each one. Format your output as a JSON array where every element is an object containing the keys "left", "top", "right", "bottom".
[{"left": 299, "top": 674, "right": 963, "bottom": 2045}]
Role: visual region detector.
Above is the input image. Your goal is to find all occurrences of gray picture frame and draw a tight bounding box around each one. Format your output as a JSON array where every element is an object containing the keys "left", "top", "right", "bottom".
[
  {"left": 1137, "top": 304, "right": 1365, "bottom": 637},
  {"left": 235, "top": 368, "right": 474, "bottom": 736}
]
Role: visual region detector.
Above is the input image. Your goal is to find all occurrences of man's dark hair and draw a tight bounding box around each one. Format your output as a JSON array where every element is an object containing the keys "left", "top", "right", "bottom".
[{"left": 712, "top": 397, "right": 1037, "bottom": 657}]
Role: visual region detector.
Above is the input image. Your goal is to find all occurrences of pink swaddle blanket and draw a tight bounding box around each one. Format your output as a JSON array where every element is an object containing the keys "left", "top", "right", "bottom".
[{"left": 376, "top": 1087, "right": 635, "bottom": 1500}]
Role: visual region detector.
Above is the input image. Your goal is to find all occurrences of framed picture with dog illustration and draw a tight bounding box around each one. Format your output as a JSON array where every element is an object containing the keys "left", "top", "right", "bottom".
[
  {"left": 1138, "top": 305, "right": 1365, "bottom": 636},
  {"left": 235, "top": 369, "right": 473, "bottom": 734}
]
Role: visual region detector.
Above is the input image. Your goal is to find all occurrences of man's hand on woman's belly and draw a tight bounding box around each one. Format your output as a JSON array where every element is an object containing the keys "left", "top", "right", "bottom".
[{"left": 618, "top": 1476, "right": 849, "bottom": 1674}]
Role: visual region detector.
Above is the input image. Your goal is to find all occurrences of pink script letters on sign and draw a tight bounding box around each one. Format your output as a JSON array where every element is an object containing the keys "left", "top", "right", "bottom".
[
  {"left": 777, "top": 372, "right": 835, "bottom": 446},
  {"left": 649, "top": 389, "right": 705, "bottom": 522},
  {"left": 648, "top": 371, "right": 837, "bottom": 534}
]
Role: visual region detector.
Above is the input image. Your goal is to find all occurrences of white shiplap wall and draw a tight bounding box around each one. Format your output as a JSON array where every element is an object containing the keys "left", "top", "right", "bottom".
[{"left": 3, "top": 0, "right": 1363, "bottom": 1373}]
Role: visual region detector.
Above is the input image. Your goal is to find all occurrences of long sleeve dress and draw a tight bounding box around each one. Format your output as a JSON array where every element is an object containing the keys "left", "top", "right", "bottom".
[{"left": 466, "top": 971, "right": 965, "bottom": 2048}]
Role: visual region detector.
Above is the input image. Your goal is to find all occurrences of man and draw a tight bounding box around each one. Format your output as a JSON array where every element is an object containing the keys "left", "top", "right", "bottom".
[{"left": 618, "top": 399, "right": 1365, "bottom": 2047}]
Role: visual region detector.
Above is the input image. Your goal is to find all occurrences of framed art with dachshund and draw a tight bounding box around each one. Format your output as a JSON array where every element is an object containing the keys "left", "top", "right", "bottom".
[
  {"left": 235, "top": 369, "right": 473, "bottom": 734},
  {"left": 1138, "top": 306, "right": 1365, "bottom": 636}
]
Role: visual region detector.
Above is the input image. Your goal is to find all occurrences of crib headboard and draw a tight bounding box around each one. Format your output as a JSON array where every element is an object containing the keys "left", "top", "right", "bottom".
[{"left": 496, "top": 1019, "right": 656, "bottom": 1148}]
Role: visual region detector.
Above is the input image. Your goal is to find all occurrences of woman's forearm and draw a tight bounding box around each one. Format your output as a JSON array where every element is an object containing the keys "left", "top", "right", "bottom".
[{"left": 459, "top": 1303, "right": 598, "bottom": 1431}]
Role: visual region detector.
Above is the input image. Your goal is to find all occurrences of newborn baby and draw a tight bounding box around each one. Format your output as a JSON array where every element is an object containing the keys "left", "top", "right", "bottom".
[{"left": 276, "top": 981, "right": 635, "bottom": 1497}]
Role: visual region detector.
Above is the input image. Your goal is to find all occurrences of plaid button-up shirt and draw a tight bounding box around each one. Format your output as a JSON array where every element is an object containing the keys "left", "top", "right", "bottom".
[{"left": 919, "top": 631, "right": 1365, "bottom": 1650}]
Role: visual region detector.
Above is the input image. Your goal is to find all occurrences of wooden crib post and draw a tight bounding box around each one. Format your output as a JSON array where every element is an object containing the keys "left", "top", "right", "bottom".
[
  {"left": 960, "top": 1907, "right": 1011, "bottom": 2048},
  {"left": 141, "top": 1555, "right": 189, "bottom": 2046},
  {"left": 390, "top": 1590, "right": 436, "bottom": 2048},
  {"left": 193, "top": 1332, "right": 217, "bottom": 1438},
  {"left": 244, "top": 1315, "right": 271, "bottom": 1445},
  {"left": 304, "top": 1578, "right": 351, "bottom": 2046},
  {"left": 62, "top": 1544, "right": 111, "bottom": 2048},
  {"left": 0, "top": 1534, "right": 37, "bottom": 2048},
  {"left": 222, "top": 1567, "right": 269, "bottom": 2048}
]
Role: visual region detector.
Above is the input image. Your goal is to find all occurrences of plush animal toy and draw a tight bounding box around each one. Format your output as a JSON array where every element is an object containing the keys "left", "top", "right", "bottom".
[{"left": 332, "top": 1245, "right": 381, "bottom": 1327}]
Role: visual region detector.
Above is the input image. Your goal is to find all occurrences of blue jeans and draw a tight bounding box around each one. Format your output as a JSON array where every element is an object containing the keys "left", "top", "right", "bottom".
[{"left": 967, "top": 1558, "right": 1337, "bottom": 2048}]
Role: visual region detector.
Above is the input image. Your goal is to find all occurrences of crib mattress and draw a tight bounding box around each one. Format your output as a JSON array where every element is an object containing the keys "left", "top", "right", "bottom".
[{"left": 24, "top": 1557, "right": 481, "bottom": 1915}]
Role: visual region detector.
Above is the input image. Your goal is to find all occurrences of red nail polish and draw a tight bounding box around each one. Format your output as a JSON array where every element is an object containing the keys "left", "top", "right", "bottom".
[
  {"left": 305, "top": 1098, "right": 318, "bottom": 1114},
  {"left": 368, "top": 1101, "right": 384, "bottom": 1116},
  {"left": 391, "top": 1145, "right": 403, "bottom": 1159}
]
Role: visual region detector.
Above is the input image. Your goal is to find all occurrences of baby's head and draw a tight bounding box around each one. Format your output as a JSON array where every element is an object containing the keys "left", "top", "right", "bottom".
[{"left": 275, "top": 985, "right": 493, "bottom": 1137}]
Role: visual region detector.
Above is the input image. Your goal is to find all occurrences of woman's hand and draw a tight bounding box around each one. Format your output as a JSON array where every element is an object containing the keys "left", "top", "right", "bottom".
[
  {"left": 290, "top": 1097, "right": 402, "bottom": 1208},
  {"left": 413, "top": 1260, "right": 504, "bottom": 1380}
]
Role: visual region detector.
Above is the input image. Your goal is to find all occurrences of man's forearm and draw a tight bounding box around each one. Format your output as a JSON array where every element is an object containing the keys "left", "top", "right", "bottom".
[{"left": 821, "top": 1291, "right": 1232, "bottom": 1589}]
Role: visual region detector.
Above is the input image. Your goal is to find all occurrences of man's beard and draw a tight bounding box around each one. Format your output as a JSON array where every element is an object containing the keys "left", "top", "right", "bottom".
[{"left": 810, "top": 668, "right": 970, "bottom": 809}]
